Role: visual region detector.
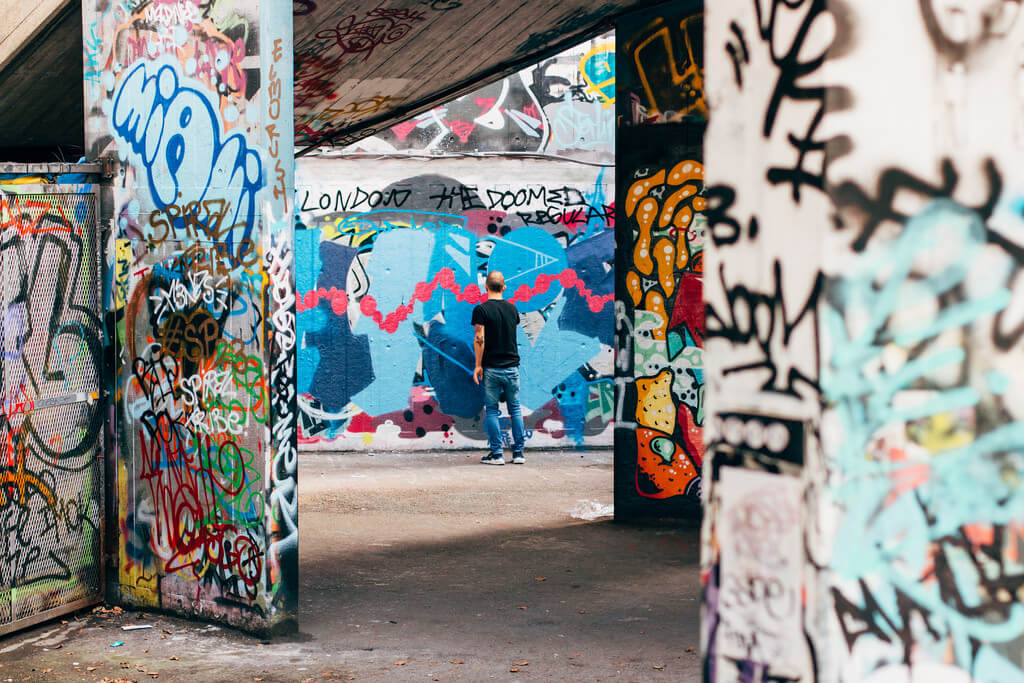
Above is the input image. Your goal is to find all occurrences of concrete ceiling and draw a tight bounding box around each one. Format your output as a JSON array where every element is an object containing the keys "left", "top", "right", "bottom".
[
  {"left": 0, "top": 1, "right": 83, "bottom": 158},
  {"left": 0, "top": 0, "right": 662, "bottom": 158},
  {"left": 292, "top": 0, "right": 661, "bottom": 155}
]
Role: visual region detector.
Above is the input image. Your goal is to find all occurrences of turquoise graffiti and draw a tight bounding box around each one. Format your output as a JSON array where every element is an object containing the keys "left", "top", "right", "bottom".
[
  {"left": 580, "top": 43, "right": 615, "bottom": 107},
  {"left": 826, "top": 199, "right": 1024, "bottom": 680}
]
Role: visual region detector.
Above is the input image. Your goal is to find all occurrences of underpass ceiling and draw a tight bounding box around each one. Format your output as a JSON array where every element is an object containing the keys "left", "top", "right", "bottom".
[
  {"left": 0, "top": 1, "right": 83, "bottom": 157},
  {"left": 293, "top": 0, "right": 661, "bottom": 154},
  {"left": 0, "top": 0, "right": 664, "bottom": 157}
]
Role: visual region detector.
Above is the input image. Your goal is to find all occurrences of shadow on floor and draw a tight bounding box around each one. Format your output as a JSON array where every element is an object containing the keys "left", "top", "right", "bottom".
[{"left": 0, "top": 451, "right": 704, "bottom": 681}]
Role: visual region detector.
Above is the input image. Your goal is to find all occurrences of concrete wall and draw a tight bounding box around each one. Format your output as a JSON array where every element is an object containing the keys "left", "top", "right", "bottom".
[
  {"left": 84, "top": 0, "right": 297, "bottom": 632},
  {"left": 613, "top": 1, "right": 705, "bottom": 519},
  {"left": 296, "top": 37, "right": 615, "bottom": 452},
  {"left": 702, "top": 1, "right": 1024, "bottom": 681}
]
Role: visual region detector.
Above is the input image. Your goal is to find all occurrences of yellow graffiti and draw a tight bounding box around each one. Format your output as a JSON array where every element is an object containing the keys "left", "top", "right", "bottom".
[
  {"left": 115, "top": 238, "right": 132, "bottom": 310},
  {"left": 636, "top": 369, "right": 676, "bottom": 432},
  {"left": 0, "top": 444, "right": 56, "bottom": 510},
  {"left": 631, "top": 14, "right": 706, "bottom": 120},
  {"left": 907, "top": 411, "right": 975, "bottom": 453},
  {"left": 117, "top": 458, "right": 161, "bottom": 607},
  {"left": 579, "top": 42, "right": 616, "bottom": 108},
  {"left": 625, "top": 160, "right": 704, "bottom": 340}
]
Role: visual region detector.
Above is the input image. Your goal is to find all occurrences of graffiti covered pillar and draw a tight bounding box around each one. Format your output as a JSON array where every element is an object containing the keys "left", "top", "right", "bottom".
[
  {"left": 703, "top": 1, "right": 1024, "bottom": 681},
  {"left": 82, "top": 0, "right": 297, "bottom": 632},
  {"left": 614, "top": 1, "right": 706, "bottom": 519}
]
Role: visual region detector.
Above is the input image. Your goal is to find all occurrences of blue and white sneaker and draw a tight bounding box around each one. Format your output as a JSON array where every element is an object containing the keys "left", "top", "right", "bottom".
[
  {"left": 481, "top": 452, "right": 505, "bottom": 465},
  {"left": 512, "top": 452, "right": 525, "bottom": 465}
]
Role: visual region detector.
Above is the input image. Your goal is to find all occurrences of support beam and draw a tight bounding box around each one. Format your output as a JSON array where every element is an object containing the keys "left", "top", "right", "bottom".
[
  {"left": 83, "top": 0, "right": 297, "bottom": 634},
  {"left": 703, "top": 2, "right": 1024, "bottom": 680},
  {"left": 614, "top": 0, "right": 705, "bottom": 519},
  {"left": 0, "top": 0, "right": 70, "bottom": 73}
]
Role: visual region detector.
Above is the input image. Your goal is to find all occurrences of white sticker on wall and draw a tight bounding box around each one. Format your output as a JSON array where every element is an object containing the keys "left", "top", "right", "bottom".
[{"left": 717, "top": 466, "right": 803, "bottom": 674}]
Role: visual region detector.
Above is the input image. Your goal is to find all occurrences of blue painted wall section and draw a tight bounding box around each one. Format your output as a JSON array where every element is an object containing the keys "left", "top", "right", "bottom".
[
  {"left": 294, "top": 35, "right": 616, "bottom": 452},
  {"left": 295, "top": 159, "right": 614, "bottom": 450}
]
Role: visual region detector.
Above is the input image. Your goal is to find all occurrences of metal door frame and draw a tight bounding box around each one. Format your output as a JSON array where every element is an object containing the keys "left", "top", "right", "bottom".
[{"left": 0, "top": 176, "right": 106, "bottom": 636}]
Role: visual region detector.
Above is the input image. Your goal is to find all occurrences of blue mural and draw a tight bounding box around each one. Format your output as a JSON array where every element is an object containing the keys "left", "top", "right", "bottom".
[{"left": 295, "top": 162, "right": 615, "bottom": 450}]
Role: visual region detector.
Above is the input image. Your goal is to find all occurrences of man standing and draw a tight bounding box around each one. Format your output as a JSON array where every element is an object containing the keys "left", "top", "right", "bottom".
[{"left": 472, "top": 271, "right": 525, "bottom": 465}]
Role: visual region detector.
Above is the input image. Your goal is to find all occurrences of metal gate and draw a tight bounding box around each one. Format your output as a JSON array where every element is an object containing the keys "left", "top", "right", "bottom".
[{"left": 0, "top": 184, "right": 104, "bottom": 635}]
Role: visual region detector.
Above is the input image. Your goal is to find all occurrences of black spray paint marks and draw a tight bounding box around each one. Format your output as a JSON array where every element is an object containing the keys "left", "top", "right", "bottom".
[
  {"left": 755, "top": 0, "right": 833, "bottom": 201},
  {"left": 831, "top": 158, "right": 1002, "bottom": 252},
  {"left": 706, "top": 260, "right": 823, "bottom": 398},
  {"left": 725, "top": 22, "right": 750, "bottom": 87},
  {"left": 705, "top": 185, "right": 759, "bottom": 247}
]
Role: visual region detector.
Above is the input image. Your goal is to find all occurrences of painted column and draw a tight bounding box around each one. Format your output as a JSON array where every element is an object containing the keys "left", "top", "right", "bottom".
[
  {"left": 703, "top": 1, "right": 1024, "bottom": 681},
  {"left": 614, "top": 1, "right": 706, "bottom": 519},
  {"left": 83, "top": 0, "right": 296, "bottom": 632}
]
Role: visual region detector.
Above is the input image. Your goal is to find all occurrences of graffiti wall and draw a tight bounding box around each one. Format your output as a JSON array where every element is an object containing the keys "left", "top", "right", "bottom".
[
  {"left": 613, "top": 2, "right": 706, "bottom": 519},
  {"left": 703, "top": 1, "right": 1024, "bottom": 681},
  {"left": 83, "top": 0, "right": 297, "bottom": 632},
  {"left": 295, "top": 157, "right": 614, "bottom": 451},
  {"left": 341, "top": 34, "right": 614, "bottom": 162},
  {"left": 618, "top": 2, "right": 704, "bottom": 126},
  {"left": 0, "top": 184, "right": 105, "bottom": 632}
]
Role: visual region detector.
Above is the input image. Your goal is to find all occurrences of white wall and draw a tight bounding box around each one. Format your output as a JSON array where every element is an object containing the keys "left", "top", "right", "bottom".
[{"left": 703, "top": 2, "right": 1024, "bottom": 681}]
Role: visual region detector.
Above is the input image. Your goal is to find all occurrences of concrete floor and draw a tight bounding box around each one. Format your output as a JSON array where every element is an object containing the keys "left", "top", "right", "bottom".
[{"left": 0, "top": 450, "right": 702, "bottom": 682}]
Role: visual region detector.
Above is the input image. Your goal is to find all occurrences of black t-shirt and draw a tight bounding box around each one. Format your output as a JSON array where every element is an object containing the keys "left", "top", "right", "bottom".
[{"left": 471, "top": 299, "right": 520, "bottom": 368}]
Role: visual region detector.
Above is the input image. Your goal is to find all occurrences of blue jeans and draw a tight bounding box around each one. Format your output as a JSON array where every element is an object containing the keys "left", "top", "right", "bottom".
[{"left": 483, "top": 367, "right": 525, "bottom": 455}]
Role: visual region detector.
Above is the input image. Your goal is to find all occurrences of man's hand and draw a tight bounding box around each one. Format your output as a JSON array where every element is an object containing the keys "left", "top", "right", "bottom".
[{"left": 474, "top": 366, "right": 483, "bottom": 385}]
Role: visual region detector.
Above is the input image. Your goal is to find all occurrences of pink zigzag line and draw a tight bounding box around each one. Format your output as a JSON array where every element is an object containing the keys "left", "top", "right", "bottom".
[{"left": 296, "top": 267, "right": 613, "bottom": 334}]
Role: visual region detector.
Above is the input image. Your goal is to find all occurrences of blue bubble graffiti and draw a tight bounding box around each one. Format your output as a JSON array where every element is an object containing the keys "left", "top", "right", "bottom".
[{"left": 111, "top": 59, "right": 264, "bottom": 244}]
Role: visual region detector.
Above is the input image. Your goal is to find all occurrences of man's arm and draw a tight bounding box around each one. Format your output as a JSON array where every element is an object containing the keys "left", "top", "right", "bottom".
[{"left": 473, "top": 323, "right": 485, "bottom": 384}]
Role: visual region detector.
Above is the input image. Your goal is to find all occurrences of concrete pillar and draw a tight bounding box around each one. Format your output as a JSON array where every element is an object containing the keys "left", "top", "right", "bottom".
[
  {"left": 83, "top": 1, "right": 296, "bottom": 632},
  {"left": 614, "top": 0, "right": 706, "bottom": 519},
  {"left": 703, "top": 1, "right": 1024, "bottom": 680}
]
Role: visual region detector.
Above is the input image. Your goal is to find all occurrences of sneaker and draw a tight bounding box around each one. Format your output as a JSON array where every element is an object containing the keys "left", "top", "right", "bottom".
[
  {"left": 481, "top": 452, "right": 505, "bottom": 465},
  {"left": 512, "top": 452, "right": 525, "bottom": 465}
]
